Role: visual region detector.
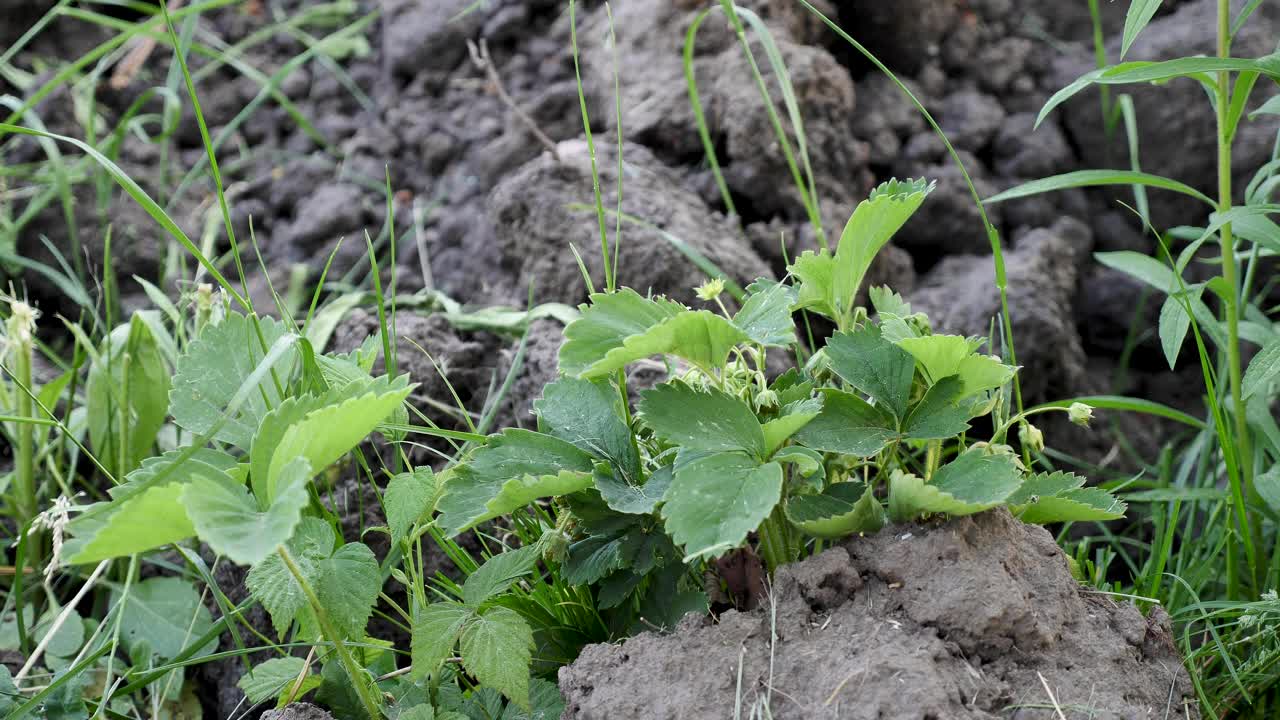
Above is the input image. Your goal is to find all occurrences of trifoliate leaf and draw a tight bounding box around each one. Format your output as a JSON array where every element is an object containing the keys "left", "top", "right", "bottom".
[
  {"left": 238, "top": 657, "right": 320, "bottom": 705},
  {"left": 386, "top": 467, "right": 436, "bottom": 546},
  {"left": 887, "top": 452, "right": 1022, "bottom": 522},
  {"left": 577, "top": 309, "right": 750, "bottom": 379},
  {"left": 761, "top": 396, "right": 823, "bottom": 455},
  {"left": 832, "top": 178, "right": 933, "bottom": 318},
  {"left": 559, "top": 289, "right": 683, "bottom": 376},
  {"left": 794, "top": 389, "right": 897, "bottom": 457},
  {"left": 732, "top": 281, "right": 796, "bottom": 346},
  {"left": 902, "top": 376, "right": 971, "bottom": 440},
  {"left": 182, "top": 456, "right": 311, "bottom": 566},
  {"left": 411, "top": 603, "right": 472, "bottom": 681},
  {"left": 437, "top": 429, "right": 596, "bottom": 535},
  {"left": 246, "top": 518, "right": 335, "bottom": 638},
  {"left": 312, "top": 542, "right": 381, "bottom": 638},
  {"left": 170, "top": 312, "right": 298, "bottom": 450},
  {"left": 787, "top": 482, "right": 884, "bottom": 538},
  {"left": 116, "top": 577, "right": 216, "bottom": 660},
  {"left": 771, "top": 369, "right": 815, "bottom": 406},
  {"left": 826, "top": 325, "right": 915, "bottom": 419},
  {"left": 594, "top": 464, "right": 673, "bottom": 515},
  {"left": 662, "top": 453, "right": 783, "bottom": 560},
  {"left": 63, "top": 449, "right": 238, "bottom": 564},
  {"left": 266, "top": 375, "right": 413, "bottom": 501},
  {"left": 462, "top": 547, "right": 539, "bottom": 607},
  {"left": 460, "top": 606, "right": 535, "bottom": 709},
  {"left": 639, "top": 381, "right": 765, "bottom": 456},
  {"left": 535, "top": 377, "right": 639, "bottom": 480}
]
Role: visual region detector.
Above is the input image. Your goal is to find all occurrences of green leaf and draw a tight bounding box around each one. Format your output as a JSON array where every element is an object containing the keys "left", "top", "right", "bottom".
[
  {"left": 535, "top": 377, "right": 639, "bottom": 479},
  {"left": 1014, "top": 488, "right": 1128, "bottom": 524},
  {"left": 245, "top": 518, "right": 335, "bottom": 638},
  {"left": 955, "top": 354, "right": 1017, "bottom": 397},
  {"left": 1006, "top": 471, "right": 1086, "bottom": 505},
  {"left": 1159, "top": 289, "right": 1202, "bottom": 370},
  {"left": 503, "top": 678, "right": 567, "bottom": 720},
  {"left": 787, "top": 250, "right": 837, "bottom": 319},
  {"left": 460, "top": 606, "right": 535, "bottom": 710},
  {"left": 182, "top": 457, "right": 312, "bottom": 566},
  {"left": 1008, "top": 471, "right": 1126, "bottom": 523},
  {"left": 786, "top": 482, "right": 884, "bottom": 538},
  {"left": 639, "top": 382, "right": 765, "bottom": 456},
  {"left": 559, "top": 289, "right": 684, "bottom": 376},
  {"left": 1121, "top": 0, "right": 1163, "bottom": 59},
  {"left": 238, "top": 657, "right": 320, "bottom": 705},
  {"left": 888, "top": 452, "right": 1022, "bottom": 522},
  {"left": 986, "top": 170, "right": 1214, "bottom": 207},
  {"left": 170, "top": 312, "right": 298, "bottom": 450},
  {"left": 577, "top": 309, "right": 750, "bottom": 379},
  {"left": 411, "top": 603, "right": 472, "bottom": 681},
  {"left": 732, "top": 280, "right": 796, "bottom": 346},
  {"left": 895, "top": 334, "right": 974, "bottom": 384},
  {"left": 1096, "top": 251, "right": 1180, "bottom": 293},
  {"left": 266, "top": 375, "right": 413, "bottom": 501},
  {"left": 1243, "top": 338, "right": 1280, "bottom": 400},
  {"left": 63, "top": 450, "right": 238, "bottom": 564},
  {"left": 1032, "top": 56, "right": 1280, "bottom": 129},
  {"left": 1256, "top": 466, "right": 1280, "bottom": 514},
  {"left": 117, "top": 577, "right": 216, "bottom": 660},
  {"left": 462, "top": 547, "right": 539, "bottom": 607},
  {"left": 826, "top": 325, "right": 915, "bottom": 419},
  {"left": 386, "top": 468, "right": 436, "bottom": 546},
  {"left": 313, "top": 543, "right": 382, "bottom": 639},
  {"left": 594, "top": 464, "right": 673, "bottom": 515},
  {"left": 661, "top": 453, "right": 783, "bottom": 560},
  {"left": 795, "top": 389, "right": 897, "bottom": 457},
  {"left": 437, "top": 430, "right": 596, "bottom": 535},
  {"left": 761, "top": 397, "right": 823, "bottom": 455},
  {"left": 0, "top": 667, "right": 17, "bottom": 718},
  {"left": 903, "top": 377, "right": 972, "bottom": 440},
  {"left": 87, "top": 315, "right": 171, "bottom": 475},
  {"left": 563, "top": 535, "right": 626, "bottom": 585},
  {"left": 832, "top": 178, "right": 933, "bottom": 318}
]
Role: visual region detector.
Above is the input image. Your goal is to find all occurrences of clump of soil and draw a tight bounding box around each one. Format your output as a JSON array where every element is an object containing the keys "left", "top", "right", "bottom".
[{"left": 559, "top": 509, "right": 1196, "bottom": 720}]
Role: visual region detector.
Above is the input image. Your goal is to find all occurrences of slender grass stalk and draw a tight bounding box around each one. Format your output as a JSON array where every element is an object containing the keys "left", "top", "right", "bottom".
[
  {"left": 277, "top": 546, "right": 381, "bottom": 720},
  {"left": 8, "top": 302, "right": 40, "bottom": 573},
  {"left": 1215, "top": 0, "right": 1261, "bottom": 591}
]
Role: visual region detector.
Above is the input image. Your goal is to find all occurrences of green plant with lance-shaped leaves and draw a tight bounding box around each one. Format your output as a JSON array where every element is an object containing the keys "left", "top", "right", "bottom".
[
  {"left": 58, "top": 305, "right": 415, "bottom": 719},
  {"left": 987, "top": 0, "right": 1280, "bottom": 603},
  {"left": 437, "top": 178, "right": 1127, "bottom": 602}
]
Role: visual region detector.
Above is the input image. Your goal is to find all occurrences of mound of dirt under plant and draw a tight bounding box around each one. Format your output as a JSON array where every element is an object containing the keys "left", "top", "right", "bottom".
[{"left": 559, "top": 509, "right": 1196, "bottom": 720}]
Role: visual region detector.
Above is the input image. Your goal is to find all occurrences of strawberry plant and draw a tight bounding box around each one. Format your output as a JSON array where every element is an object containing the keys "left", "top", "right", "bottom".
[{"left": 437, "top": 178, "right": 1128, "bottom": 613}]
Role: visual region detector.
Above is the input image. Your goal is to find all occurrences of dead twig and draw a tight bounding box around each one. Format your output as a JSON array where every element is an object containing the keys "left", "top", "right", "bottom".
[
  {"left": 466, "top": 39, "right": 560, "bottom": 162},
  {"left": 110, "top": 0, "right": 187, "bottom": 89}
]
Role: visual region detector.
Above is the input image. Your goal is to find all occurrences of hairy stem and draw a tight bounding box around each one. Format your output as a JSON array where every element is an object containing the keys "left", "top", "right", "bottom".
[
  {"left": 757, "top": 505, "right": 792, "bottom": 574},
  {"left": 277, "top": 546, "right": 381, "bottom": 719}
]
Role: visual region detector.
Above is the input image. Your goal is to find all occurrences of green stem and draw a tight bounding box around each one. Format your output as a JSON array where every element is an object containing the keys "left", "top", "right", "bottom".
[
  {"left": 15, "top": 339, "right": 39, "bottom": 570},
  {"left": 757, "top": 505, "right": 792, "bottom": 574},
  {"left": 277, "top": 546, "right": 381, "bottom": 720},
  {"left": 1216, "top": 0, "right": 1260, "bottom": 587}
]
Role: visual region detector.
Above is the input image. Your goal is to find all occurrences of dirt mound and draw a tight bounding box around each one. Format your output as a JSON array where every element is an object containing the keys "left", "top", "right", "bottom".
[{"left": 559, "top": 509, "right": 1195, "bottom": 720}]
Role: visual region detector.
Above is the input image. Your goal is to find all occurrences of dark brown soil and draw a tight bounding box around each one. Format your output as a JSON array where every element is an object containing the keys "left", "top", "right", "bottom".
[{"left": 559, "top": 509, "right": 1196, "bottom": 720}]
